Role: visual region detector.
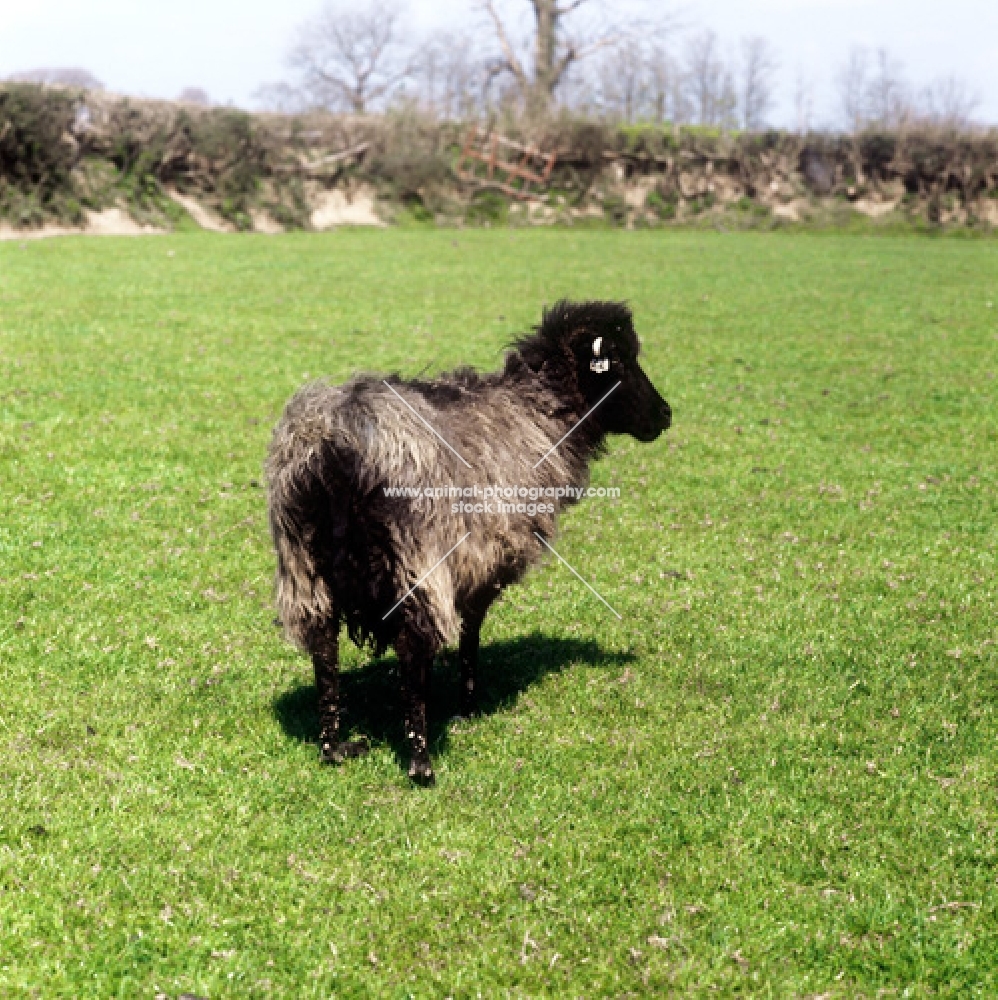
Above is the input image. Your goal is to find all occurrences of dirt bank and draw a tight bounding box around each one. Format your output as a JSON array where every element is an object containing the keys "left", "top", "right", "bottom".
[{"left": 2, "top": 85, "right": 996, "bottom": 236}]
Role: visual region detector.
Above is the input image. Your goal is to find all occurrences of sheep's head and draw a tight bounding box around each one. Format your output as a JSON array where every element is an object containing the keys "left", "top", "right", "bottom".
[{"left": 537, "top": 300, "right": 671, "bottom": 443}]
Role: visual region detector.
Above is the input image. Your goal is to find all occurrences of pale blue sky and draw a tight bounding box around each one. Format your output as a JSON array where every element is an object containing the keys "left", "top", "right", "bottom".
[{"left": 0, "top": 0, "right": 995, "bottom": 126}]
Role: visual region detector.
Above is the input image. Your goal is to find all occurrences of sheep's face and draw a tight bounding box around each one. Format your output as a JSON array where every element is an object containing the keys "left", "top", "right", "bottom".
[{"left": 570, "top": 308, "right": 671, "bottom": 443}]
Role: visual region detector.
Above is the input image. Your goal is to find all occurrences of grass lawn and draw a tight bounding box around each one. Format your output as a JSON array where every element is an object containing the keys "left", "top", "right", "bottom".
[{"left": 1, "top": 229, "right": 997, "bottom": 998}]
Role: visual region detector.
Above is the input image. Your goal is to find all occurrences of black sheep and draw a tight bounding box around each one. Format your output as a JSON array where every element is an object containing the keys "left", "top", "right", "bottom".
[{"left": 266, "top": 300, "right": 671, "bottom": 783}]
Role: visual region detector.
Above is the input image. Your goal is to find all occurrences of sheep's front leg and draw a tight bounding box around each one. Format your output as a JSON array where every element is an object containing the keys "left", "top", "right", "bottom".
[
  {"left": 459, "top": 613, "right": 484, "bottom": 718},
  {"left": 312, "top": 626, "right": 368, "bottom": 765},
  {"left": 397, "top": 628, "right": 435, "bottom": 785}
]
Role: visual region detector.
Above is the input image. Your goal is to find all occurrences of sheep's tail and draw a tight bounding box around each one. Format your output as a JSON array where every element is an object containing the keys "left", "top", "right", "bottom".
[{"left": 266, "top": 455, "right": 335, "bottom": 651}]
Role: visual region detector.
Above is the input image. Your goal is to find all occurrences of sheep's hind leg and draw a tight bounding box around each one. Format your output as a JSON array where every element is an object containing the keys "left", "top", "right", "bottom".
[
  {"left": 397, "top": 628, "right": 435, "bottom": 786},
  {"left": 459, "top": 612, "right": 484, "bottom": 718},
  {"left": 311, "top": 619, "right": 369, "bottom": 765}
]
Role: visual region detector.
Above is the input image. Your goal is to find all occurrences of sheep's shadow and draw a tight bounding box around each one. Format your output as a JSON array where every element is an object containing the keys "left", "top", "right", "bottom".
[{"left": 273, "top": 632, "right": 635, "bottom": 771}]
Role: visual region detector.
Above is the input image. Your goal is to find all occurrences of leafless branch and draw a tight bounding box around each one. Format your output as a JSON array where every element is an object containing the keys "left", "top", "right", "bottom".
[
  {"left": 479, "top": 0, "right": 677, "bottom": 116},
  {"left": 554, "top": 0, "right": 591, "bottom": 14},
  {"left": 684, "top": 30, "right": 736, "bottom": 128},
  {"left": 739, "top": 36, "right": 778, "bottom": 131},
  {"left": 918, "top": 75, "right": 981, "bottom": 130},
  {"left": 481, "top": 0, "right": 529, "bottom": 92},
  {"left": 865, "top": 47, "right": 910, "bottom": 129},
  {"left": 793, "top": 68, "right": 816, "bottom": 135},
  {"left": 838, "top": 46, "right": 869, "bottom": 132},
  {"left": 286, "top": 0, "right": 411, "bottom": 113}
]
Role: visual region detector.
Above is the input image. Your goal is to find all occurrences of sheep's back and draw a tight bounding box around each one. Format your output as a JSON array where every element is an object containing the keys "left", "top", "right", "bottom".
[{"left": 267, "top": 374, "right": 591, "bottom": 648}]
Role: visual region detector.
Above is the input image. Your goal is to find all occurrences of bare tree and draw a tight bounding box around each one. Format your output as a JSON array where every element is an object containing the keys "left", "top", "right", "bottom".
[
  {"left": 646, "top": 46, "right": 688, "bottom": 124},
  {"left": 594, "top": 38, "right": 649, "bottom": 121},
  {"left": 793, "top": 67, "right": 815, "bottom": 135},
  {"left": 254, "top": 81, "right": 309, "bottom": 114},
  {"left": 587, "top": 40, "right": 689, "bottom": 124},
  {"left": 837, "top": 46, "right": 979, "bottom": 133},
  {"left": 738, "top": 36, "right": 777, "bottom": 131},
  {"left": 865, "top": 47, "right": 909, "bottom": 128},
  {"left": 919, "top": 75, "right": 980, "bottom": 130},
  {"left": 288, "top": 0, "right": 411, "bottom": 114},
  {"left": 8, "top": 67, "right": 104, "bottom": 90},
  {"left": 480, "top": 0, "right": 670, "bottom": 117},
  {"left": 837, "top": 46, "right": 869, "bottom": 132},
  {"left": 684, "top": 30, "right": 736, "bottom": 128},
  {"left": 409, "top": 30, "right": 498, "bottom": 119},
  {"left": 178, "top": 87, "right": 210, "bottom": 106}
]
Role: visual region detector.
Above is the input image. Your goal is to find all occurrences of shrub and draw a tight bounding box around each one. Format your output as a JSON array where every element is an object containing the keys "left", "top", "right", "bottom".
[
  {"left": 266, "top": 178, "right": 312, "bottom": 230},
  {"left": 646, "top": 188, "right": 677, "bottom": 220},
  {"left": 401, "top": 191, "right": 434, "bottom": 224},
  {"left": 617, "top": 122, "right": 679, "bottom": 156},
  {"left": 174, "top": 109, "right": 264, "bottom": 228},
  {"left": 0, "top": 83, "right": 79, "bottom": 223},
  {"left": 465, "top": 189, "right": 509, "bottom": 226},
  {"left": 859, "top": 131, "right": 897, "bottom": 177},
  {"left": 602, "top": 192, "right": 628, "bottom": 225},
  {"left": 734, "top": 195, "right": 770, "bottom": 219},
  {"left": 688, "top": 192, "right": 716, "bottom": 215},
  {"left": 368, "top": 106, "right": 450, "bottom": 202}
]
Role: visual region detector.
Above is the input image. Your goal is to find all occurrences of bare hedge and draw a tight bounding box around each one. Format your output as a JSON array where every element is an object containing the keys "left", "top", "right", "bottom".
[{"left": 2, "top": 82, "right": 996, "bottom": 230}]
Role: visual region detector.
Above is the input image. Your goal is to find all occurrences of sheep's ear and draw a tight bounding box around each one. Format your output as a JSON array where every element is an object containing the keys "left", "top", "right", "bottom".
[{"left": 566, "top": 325, "right": 594, "bottom": 355}]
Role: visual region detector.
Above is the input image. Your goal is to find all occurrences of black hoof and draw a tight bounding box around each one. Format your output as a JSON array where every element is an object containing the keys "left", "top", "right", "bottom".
[
  {"left": 320, "top": 737, "right": 370, "bottom": 765},
  {"left": 408, "top": 762, "right": 435, "bottom": 786}
]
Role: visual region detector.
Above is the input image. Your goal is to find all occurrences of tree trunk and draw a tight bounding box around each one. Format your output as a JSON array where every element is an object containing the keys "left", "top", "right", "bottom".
[
  {"left": 485, "top": 0, "right": 582, "bottom": 118},
  {"left": 528, "top": 0, "right": 560, "bottom": 117}
]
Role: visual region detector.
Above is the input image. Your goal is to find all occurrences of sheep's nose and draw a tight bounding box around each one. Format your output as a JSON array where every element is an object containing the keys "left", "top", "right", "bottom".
[{"left": 660, "top": 399, "right": 672, "bottom": 430}]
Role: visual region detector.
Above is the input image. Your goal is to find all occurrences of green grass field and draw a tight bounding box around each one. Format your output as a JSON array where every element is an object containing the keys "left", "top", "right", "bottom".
[{"left": 1, "top": 229, "right": 997, "bottom": 998}]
